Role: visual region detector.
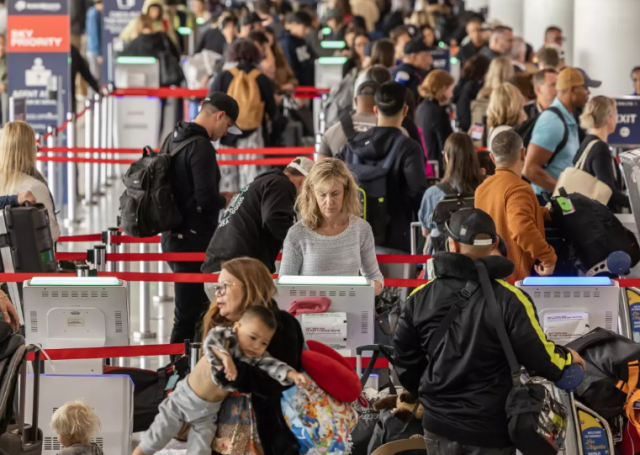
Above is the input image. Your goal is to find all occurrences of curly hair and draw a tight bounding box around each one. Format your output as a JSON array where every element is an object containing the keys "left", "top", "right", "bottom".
[
  {"left": 297, "top": 159, "right": 362, "bottom": 230},
  {"left": 418, "top": 69, "right": 455, "bottom": 103},
  {"left": 226, "top": 38, "right": 262, "bottom": 64},
  {"left": 51, "top": 401, "right": 101, "bottom": 445}
]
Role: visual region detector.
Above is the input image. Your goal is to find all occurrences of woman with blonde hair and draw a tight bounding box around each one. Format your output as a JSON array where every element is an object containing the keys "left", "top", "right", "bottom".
[
  {"left": 574, "top": 95, "right": 629, "bottom": 211},
  {"left": 486, "top": 82, "right": 527, "bottom": 149},
  {"left": 0, "top": 121, "right": 59, "bottom": 241},
  {"left": 416, "top": 69, "right": 455, "bottom": 173},
  {"left": 279, "top": 159, "right": 384, "bottom": 294},
  {"left": 200, "top": 257, "right": 304, "bottom": 455}
]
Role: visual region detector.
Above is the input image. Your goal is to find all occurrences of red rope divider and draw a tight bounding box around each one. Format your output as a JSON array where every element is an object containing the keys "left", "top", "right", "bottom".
[
  {"left": 38, "top": 146, "right": 315, "bottom": 156},
  {"left": 110, "top": 86, "right": 329, "bottom": 100},
  {"left": 26, "top": 342, "right": 387, "bottom": 368},
  {"left": 54, "top": 252, "right": 431, "bottom": 263},
  {"left": 58, "top": 234, "right": 103, "bottom": 243},
  {"left": 37, "top": 156, "right": 297, "bottom": 166}
]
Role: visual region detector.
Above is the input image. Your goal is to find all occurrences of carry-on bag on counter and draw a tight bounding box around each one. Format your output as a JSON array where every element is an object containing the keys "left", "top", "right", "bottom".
[
  {"left": 120, "top": 136, "right": 205, "bottom": 238},
  {"left": 549, "top": 188, "right": 640, "bottom": 274},
  {"left": 567, "top": 328, "right": 640, "bottom": 420}
]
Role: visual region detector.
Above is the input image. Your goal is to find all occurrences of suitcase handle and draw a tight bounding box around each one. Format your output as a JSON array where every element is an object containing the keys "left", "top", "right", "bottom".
[{"left": 18, "top": 347, "right": 41, "bottom": 445}]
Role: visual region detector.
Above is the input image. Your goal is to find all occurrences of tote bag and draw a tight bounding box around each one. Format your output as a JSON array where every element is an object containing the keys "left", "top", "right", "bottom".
[{"left": 553, "top": 140, "right": 613, "bottom": 205}]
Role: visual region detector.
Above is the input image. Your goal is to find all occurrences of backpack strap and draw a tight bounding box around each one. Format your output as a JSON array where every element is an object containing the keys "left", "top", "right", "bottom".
[
  {"left": 544, "top": 106, "right": 570, "bottom": 169},
  {"left": 426, "top": 281, "right": 480, "bottom": 359},
  {"left": 339, "top": 113, "right": 357, "bottom": 140},
  {"left": 166, "top": 135, "right": 209, "bottom": 157}
]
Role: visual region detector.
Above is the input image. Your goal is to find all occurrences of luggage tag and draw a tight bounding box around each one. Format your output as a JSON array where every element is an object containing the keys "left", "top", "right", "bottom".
[
  {"left": 165, "top": 373, "right": 180, "bottom": 391},
  {"left": 556, "top": 197, "right": 575, "bottom": 215}
]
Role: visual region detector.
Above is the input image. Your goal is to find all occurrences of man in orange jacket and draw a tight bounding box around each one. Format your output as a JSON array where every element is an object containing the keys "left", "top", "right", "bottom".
[{"left": 475, "top": 130, "right": 557, "bottom": 281}]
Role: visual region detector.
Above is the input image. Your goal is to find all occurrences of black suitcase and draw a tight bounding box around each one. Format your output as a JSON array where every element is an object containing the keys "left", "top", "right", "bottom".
[
  {"left": 0, "top": 203, "right": 56, "bottom": 273},
  {"left": 0, "top": 347, "right": 43, "bottom": 455}
]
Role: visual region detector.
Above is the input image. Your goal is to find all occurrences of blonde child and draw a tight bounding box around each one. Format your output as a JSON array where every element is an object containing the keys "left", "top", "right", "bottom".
[{"left": 51, "top": 401, "right": 104, "bottom": 455}]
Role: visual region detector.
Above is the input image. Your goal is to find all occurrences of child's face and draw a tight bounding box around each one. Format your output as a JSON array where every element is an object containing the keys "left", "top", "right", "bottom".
[{"left": 234, "top": 317, "right": 275, "bottom": 359}]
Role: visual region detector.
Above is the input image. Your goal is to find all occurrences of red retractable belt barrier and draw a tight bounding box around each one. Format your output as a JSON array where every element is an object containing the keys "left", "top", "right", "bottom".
[
  {"left": 110, "top": 86, "right": 329, "bottom": 100},
  {"left": 26, "top": 342, "right": 388, "bottom": 368},
  {"left": 38, "top": 146, "right": 315, "bottom": 156},
  {"left": 36, "top": 156, "right": 298, "bottom": 166}
]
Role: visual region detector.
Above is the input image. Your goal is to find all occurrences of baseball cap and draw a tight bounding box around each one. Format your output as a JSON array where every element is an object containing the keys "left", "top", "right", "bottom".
[
  {"left": 445, "top": 208, "right": 497, "bottom": 247},
  {"left": 286, "top": 157, "right": 314, "bottom": 176},
  {"left": 241, "top": 12, "right": 262, "bottom": 27},
  {"left": 356, "top": 80, "right": 379, "bottom": 96},
  {"left": 202, "top": 93, "right": 242, "bottom": 135},
  {"left": 557, "top": 67, "right": 601, "bottom": 90},
  {"left": 404, "top": 38, "right": 430, "bottom": 55}
]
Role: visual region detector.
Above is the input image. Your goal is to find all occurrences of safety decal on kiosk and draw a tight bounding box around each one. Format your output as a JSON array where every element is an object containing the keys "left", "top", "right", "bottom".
[
  {"left": 626, "top": 288, "right": 640, "bottom": 343},
  {"left": 579, "top": 410, "right": 611, "bottom": 455}
]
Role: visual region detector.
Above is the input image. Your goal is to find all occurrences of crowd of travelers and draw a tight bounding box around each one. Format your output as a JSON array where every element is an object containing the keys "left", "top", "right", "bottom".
[{"left": 1, "top": 0, "right": 639, "bottom": 454}]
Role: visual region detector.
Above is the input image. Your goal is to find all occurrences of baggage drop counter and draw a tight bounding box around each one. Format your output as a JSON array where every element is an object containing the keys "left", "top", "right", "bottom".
[
  {"left": 517, "top": 276, "right": 626, "bottom": 455},
  {"left": 274, "top": 275, "right": 374, "bottom": 355}
]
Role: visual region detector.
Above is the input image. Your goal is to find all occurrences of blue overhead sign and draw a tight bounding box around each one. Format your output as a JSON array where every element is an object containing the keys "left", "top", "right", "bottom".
[{"left": 609, "top": 97, "right": 640, "bottom": 147}]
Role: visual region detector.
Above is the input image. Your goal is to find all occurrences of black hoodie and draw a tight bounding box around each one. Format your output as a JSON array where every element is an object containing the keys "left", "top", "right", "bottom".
[
  {"left": 278, "top": 30, "right": 316, "bottom": 87},
  {"left": 394, "top": 253, "right": 572, "bottom": 448},
  {"left": 348, "top": 126, "right": 426, "bottom": 252},
  {"left": 162, "top": 121, "right": 226, "bottom": 244},
  {"left": 201, "top": 169, "right": 297, "bottom": 273}
]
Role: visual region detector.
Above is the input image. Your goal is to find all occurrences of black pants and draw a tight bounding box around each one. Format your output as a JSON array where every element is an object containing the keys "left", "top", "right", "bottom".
[
  {"left": 424, "top": 432, "right": 515, "bottom": 455},
  {"left": 162, "top": 234, "right": 211, "bottom": 346}
]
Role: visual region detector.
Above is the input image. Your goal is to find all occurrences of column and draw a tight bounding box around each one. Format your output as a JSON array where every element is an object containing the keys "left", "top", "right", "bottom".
[
  {"left": 523, "top": 0, "right": 574, "bottom": 65},
  {"left": 488, "top": 0, "right": 524, "bottom": 36},
  {"left": 574, "top": 0, "right": 640, "bottom": 96}
]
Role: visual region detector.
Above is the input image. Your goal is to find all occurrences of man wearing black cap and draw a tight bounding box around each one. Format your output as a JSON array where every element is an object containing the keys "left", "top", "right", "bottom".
[
  {"left": 393, "top": 208, "right": 584, "bottom": 455},
  {"left": 391, "top": 38, "right": 433, "bottom": 103},
  {"left": 162, "top": 92, "right": 242, "bottom": 348},
  {"left": 240, "top": 12, "right": 264, "bottom": 38},
  {"left": 279, "top": 11, "right": 316, "bottom": 87}
]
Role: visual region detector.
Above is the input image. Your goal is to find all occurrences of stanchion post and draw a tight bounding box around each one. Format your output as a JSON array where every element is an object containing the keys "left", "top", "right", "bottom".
[
  {"left": 92, "top": 94, "right": 103, "bottom": 196},
  {"left": 190, "top": 342, "right": 201, "bottom": 371},
  {"left": 66, "top": 112, "right": 78, "bottom": 224},
  {"left": 36, "top": 134, "right": 45, "bottom": 176},
  {"left": 93, "top": 244, "right": 107, "bottom": 271},
  {"left": 46, "top": 127, "right": 57, "bottom": 207},
  {"left": 106, "top": 85, "right": 116, "bottom": 182},
  {"left": 154, "top": 242, "right": 173, "bottom": 304},
  {"left": 76, "top": 265, "right": 90, "bottom": 277},
  {"left": 105, "top": 227, "right": 120, "bottom": 272},
  {"left": 100, "top": 93, "right": 109, "bottom": 188},
  {"left": 83, "top": 99, "right": 96, "bottom": 205},
  {"left": 135, "top": 242, "right": 156, "bottom": 340}
]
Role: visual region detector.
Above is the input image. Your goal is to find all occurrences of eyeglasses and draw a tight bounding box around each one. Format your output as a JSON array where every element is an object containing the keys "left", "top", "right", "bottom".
[{"left": 211, "top": 281, "right": 239, "bottom": 296}]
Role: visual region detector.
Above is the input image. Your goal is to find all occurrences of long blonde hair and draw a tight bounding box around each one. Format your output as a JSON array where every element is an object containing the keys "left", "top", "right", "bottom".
[
  {"left": 201, "top": 257, "right": 277, "bottom": 341},
  {"left": 297, "top": 158, "right": 362, "bottom": 230},
  {"left": 0, "top": 121, "right": 40, "bottom": 194},
  {"left": 487, "top": 82, "right": 525, "bottom": 128},
  {"left": 478, "top": 57, "right": 514, "bottom": 99}
]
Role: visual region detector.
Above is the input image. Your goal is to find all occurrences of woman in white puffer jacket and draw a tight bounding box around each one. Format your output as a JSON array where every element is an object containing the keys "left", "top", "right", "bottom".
[{"left": 0, "top": 121, "right": 60, "bottom": 241}]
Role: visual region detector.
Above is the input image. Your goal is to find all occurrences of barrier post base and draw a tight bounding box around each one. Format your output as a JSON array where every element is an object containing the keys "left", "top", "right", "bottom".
[{"left": 133, "top": 331, "right": 157, "bottom": 340}]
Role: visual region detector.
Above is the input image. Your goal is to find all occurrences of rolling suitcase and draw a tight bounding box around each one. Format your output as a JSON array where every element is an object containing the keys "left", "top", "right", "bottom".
[
  {"left": 0, "top": 203, "right": 56, "bottom": 325},
  {"left": 0, "top": 347, "right": 43, "bottom": 455}
]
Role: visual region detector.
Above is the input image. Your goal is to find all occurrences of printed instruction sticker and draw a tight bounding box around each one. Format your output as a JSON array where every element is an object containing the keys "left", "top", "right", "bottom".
[{"left": 543, "top": 313, "right": 590, "bottom": 345}]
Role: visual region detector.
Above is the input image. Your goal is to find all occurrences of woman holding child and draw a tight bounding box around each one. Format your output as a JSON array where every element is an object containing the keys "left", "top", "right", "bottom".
[{"left": 203, "top": 257, "right": 304, "bottom": 455}]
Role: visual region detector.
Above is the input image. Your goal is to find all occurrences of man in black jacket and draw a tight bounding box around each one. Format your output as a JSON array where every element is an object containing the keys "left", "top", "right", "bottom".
[
  {"left": 391, "top": 39, "right": 432, "bottom": 104},
  {"left": 279, "top": 11, "right": 316, "bottom": 87},
  {"left": 393, "top": 208, "right": 585, "bottom": 455},
  {"left": 354, "top": 82, "right": 426, "bottom": 254},
  {"left": 162, "top": 92, "right": 241, "bottom": 346},
  {"left": 201, "top": 156, "right": 313, "bottom": 275}
]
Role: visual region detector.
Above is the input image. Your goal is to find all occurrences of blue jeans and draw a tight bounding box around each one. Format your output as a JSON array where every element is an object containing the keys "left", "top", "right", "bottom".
[{"left": 424, "top": 432, "right": 515, "bottom": 455}]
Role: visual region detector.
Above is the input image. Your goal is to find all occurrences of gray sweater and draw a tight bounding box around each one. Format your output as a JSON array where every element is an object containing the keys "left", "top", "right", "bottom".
[{"left": 279, "top": 216, "right": 384, "bottom": 283}]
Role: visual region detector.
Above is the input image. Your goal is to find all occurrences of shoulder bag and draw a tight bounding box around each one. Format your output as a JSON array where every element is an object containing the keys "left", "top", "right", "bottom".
[
  {"left": 553, "top": 139, "right": 613, "bottom": 205},
  {"left": 475, "top": 261, "right": 568, "bottom": 455}
]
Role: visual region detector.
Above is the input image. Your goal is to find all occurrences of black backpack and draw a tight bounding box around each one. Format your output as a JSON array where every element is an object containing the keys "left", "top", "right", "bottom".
[
  {"left": 119, "top": 135, "right": 203, "bottom": 238},
  {"left": 549, "top": 188, "right": 640, "bottom": 274},
  {"left": 514, "top": 106, "right": 568, "bottom": 169},
  {"left": 430, "top": 182, "right": 475, "bottom": 252},
  {"left": 337, "top": 125, "right": 397, "bottom": 245}
]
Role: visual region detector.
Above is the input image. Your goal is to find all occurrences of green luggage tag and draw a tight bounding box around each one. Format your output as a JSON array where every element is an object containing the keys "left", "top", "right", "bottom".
[{"left": 556, "top": 196, "right": 575, "bottom": 215}]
